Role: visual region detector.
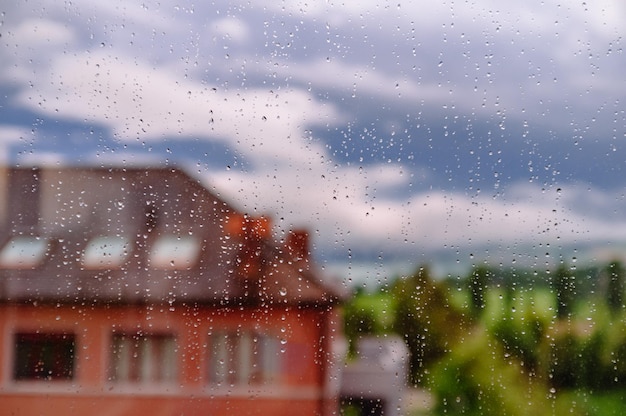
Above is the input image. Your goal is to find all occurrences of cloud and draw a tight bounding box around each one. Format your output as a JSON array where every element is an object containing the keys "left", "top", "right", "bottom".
[
  {"left": 16, "top": 151, "right": 69, "bottom": 167},
  {"left": 0, "top": 18, "right": 76, "bottom": 86},
  {"left": 206, "top": 143, "right": 626, "bottom": 256},
  {"left": 210, "top": 17, "right": 250, "bottom": 44},
  {"left": 0, "top": 126, "right": 30, "bottom": 143},
  {"left": 6, "top": 1, "right": 624, "bottom": 143},
  {"left": 254, "top": 1, "right": 625, "bottom": 141},
  {"left": 0, "top": 126, "right": 31, "bottom": 163},
  {"left": 12, "top": 50, "right": 344, "bottom": 168},
  {"left": 9, "top": 18, "right": 74, "bottom": 46}
]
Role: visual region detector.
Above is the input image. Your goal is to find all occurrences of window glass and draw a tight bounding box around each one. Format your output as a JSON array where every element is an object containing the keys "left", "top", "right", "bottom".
[
  {"left": 0, "top": 236, "right": 49, "bottom": 269},
  {"left": 3, "top": 1, "right": 625, "bottom": 415},
  {"left": 149, "top": 235, "right": 201, "bottom": 270},
  {"left": 109, "top": 333, "right": 177, "bottom": 383},
  {"left": 82, "top": 235, "right": 131, "bottom": 269},
  {"left": 209, "top": 330, "right": 281, "bottom": 385},
  {"left": 13, "top": 333, "right": 75, "bottom": 381}
]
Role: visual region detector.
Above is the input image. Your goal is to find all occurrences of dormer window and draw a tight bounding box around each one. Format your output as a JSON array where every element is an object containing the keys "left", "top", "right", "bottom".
[
  {"left": 0, "top": 236, "right": 49, "bottom": 269},
  {"left": 149, "top": 235, "right": 201, "bottom": 270},
  {"left": 82, "top": 235, "right": 131, "bottom": 269}
]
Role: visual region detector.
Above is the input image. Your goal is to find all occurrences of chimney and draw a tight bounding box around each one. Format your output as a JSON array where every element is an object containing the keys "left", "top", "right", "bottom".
[
  {"left": 8, "top": 168, "right": 40, "bottom": 232},
  {"left": 286, "top": 229, "right": 310, "bottom": 262},
  {"left": 225, "top": 213, "right": 272, "bottom": 284},
  {"left": 225, "top": 212, "right": 247, "bottom": 237}
]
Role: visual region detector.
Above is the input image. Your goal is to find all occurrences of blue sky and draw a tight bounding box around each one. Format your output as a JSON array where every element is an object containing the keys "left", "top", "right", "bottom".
[{"left": 1, "top": 1, "right": 626, "bottom": 284}]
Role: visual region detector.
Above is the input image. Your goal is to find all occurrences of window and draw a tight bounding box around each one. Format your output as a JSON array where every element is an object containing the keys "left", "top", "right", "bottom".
[
  {"left": 82, "top": 235, "right": 131, "bottom": 269},
  {"left": 209, "top": 330, "right": 281, "bottom": 385},
  {"left": 0, "top": 236, "right": 49, "bottom": 269},
  {"left": 149, "top": 234, "right": 201, "bottom": 270},
  {"left": 109, "top": 333, "right": 177, "bottom": 383},
  {"left": 13, "top": 333, "right": 75, "bottom": 381}
]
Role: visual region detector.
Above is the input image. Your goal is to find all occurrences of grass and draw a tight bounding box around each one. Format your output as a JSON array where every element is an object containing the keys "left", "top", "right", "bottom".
[{"left": 349, "top": 291, "right": 397, "bottom": 331}]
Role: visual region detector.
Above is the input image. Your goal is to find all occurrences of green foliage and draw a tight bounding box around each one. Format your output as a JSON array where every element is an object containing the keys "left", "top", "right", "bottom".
[
  {"left": 553, "top": 263, "right": 576, "bottom": 319},
  {"left": 344, "top": 306, "right": 377, "bottom": 335},
  {"left": 606, "top": 260, "right": 625, "bottom": 315},
  {"left": 528, "top": 309, "right": 626, "bottom": 392},
  {"left": 392, "top": 265, "right": 467, "bottom": 385},
  {"left": 492, "top": 314, "right": 545, "bottom": 373},
  {"left": 468, "top": 266, "right": 491, "bottom": 317},
  {"left": 340, "top": 402, "right": 365, "bottom": 416},
  {"left": 552, "top": 390, "right": 626, "bottom": 415},
  {"left": 547, "top": 331, "right": 585, "bottom": 389},
  {"left": 429, "top": 329, "right": 548, "bottom": 416},
  {"left": 342, "top": 289, "right": 396, "bottom": 356},
  {"left": 594, "top": 310, "right": 626, "bottom": 388},
  {"left": 342, "top": 260, "right": 626, "bottom": 414}
]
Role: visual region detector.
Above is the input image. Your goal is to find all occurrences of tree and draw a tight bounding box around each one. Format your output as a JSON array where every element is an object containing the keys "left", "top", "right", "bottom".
[
  {"left": 606, "top": 260, "right": 625, "bottom": 315},
  {"left": 392, "top": 265, "right": 467, "bottom": 385},
  {"left": 553, "top": 263, "right": 575, "bottom": 319},
  {"left": 343, "top": 303, "right": 379, "bottom": 356},
  {"left": 468, "top": 266, "right": 490, "bottom": 317}
]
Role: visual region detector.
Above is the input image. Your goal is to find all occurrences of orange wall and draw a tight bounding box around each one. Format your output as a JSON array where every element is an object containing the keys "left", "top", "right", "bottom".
[
  {"left": 0, "top": 303, "right": 337, "bottom": 416},
  {"left": 0, "top": 395, "right": 321, "bottom": 416}
]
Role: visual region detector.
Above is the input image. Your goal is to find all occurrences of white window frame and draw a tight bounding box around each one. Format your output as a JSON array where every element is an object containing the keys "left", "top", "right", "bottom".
[
  {"left": 0, "top": 236, "right": 49, "bottom": 269},
  {"left": 209, "top": 330, "right": 281, "bottom": 386},
  {"left": 82, "top": 235, "right": 131, "bottom": 269},
  {"left": 109, "top": 333, "right": 177, "bottom": 384},
  {"left": 148, "top": 234, "right": 201, "bottom": 270}
]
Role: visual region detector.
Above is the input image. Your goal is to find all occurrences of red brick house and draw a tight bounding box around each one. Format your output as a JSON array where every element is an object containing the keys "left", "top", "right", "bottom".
[{"left": 0, "top": 166, "right": 344, "bottom": 415}]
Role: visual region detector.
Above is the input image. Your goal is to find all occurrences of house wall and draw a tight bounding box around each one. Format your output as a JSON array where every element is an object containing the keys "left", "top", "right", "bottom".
[{"left": 0, "top": 302, "right": 336, "bottom": 416}]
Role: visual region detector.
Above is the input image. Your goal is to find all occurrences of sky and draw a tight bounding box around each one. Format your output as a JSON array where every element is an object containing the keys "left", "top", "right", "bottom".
[{"left": 1, "top": 1, "right": 626, "bottom": 285}]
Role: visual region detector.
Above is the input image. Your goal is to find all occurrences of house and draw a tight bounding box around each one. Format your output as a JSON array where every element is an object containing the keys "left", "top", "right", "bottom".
[{"left": 0, "top": 166, "right": 345, "bottom": 416}]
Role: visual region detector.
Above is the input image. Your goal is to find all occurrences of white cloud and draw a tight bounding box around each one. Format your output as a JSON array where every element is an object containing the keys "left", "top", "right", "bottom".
[
  {"left": 207, "top": 162, "right": 626, "bottom": 260},
  {"left": 0, "top": 126, "right": 31, "bottom": 163},
  {"left": 9, "top": 18, "right": 74, "bottom": 46},
  {"left": 16, "top": 151, "right": 68, "bottom": 167},
  {"left": 273, "top": 58, "right": 445, "bottom": 102},
  {"left": 84, "top": 1, "right": 175, "bottom": 30},
  {"left": 264, "top": 0, "right": 626, "bottom": 134},
  {"left": 270, "top": 0, "right": 625, "bottom": 41},
  {"left": 13, "top": 51, "right": 344, "bottom": 168},
  {"left": 0, "top": 126, "right": 30, "bottom": 143},
  {"left": 0, "top": 18, "right": 76, "bottom": 85},
  {"left": 210, "top": 17, "right": 250, "bottom": 44}
]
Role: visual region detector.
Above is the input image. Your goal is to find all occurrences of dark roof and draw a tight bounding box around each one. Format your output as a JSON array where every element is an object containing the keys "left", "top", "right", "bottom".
[{"left": 0, "top": 166, "right": 341, "bottom": 306}]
